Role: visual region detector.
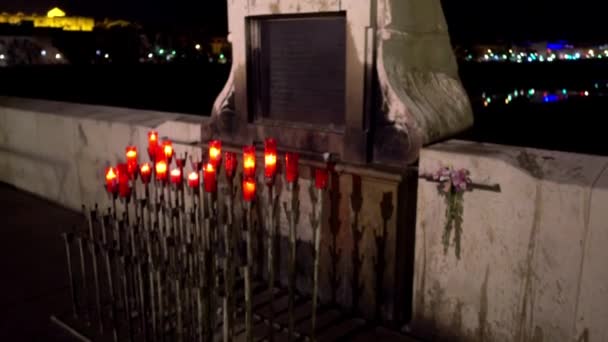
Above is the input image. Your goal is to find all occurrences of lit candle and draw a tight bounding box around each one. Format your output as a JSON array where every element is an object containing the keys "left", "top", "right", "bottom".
[
  {"left": 264, "top": 138, "right": 277, "bottom": 178},
  {"left": 170, "top": 168, "right": 182, "bottom": 186},
  {"left": 140, "top": 163, "right": 152, "bottom": 184},
  {"left": 155, "top": 160, "right": 168, "bottom": 182},
  {"left": 243, "top": 145, "right": 256, "bottom": 178},
  {"left": 188, "top": 171, "right": 200, "bottom": 189},
  {"left": 126, "top": 146, "right": 138, "bottom": 178},
  {"left": 285, "top": 152, "right": 299, "bottom": 183},
  {"left": 117, "top": 163, "right": 131, "bottom": 198},
  {"left": 242, "top": 177, "right": 256, "bottom": 202},
  {"left": 203, "top": 162, "right": 217, "bottom": 193},
  {"left": 162, "top": 140, "right": 174, "bottom": 165},
  {"left": 148, "top": 131, "right": 158, "bottom": 160},
  {"left": 315, "top": 168, "right": 329, "bottom": 190},
  {"left": 209, "top": 140, "right": 222, "bottom": 168},
  {"left": 224, "top": 152, "right": 237, "bottom": 180},
  {"left": 105, "top": 166, "right": 118, "bottom": 195}
]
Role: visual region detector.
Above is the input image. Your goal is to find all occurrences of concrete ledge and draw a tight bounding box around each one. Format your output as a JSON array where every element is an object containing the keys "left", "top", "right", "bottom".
[
  {"left": 413, "top": 140, "right": 608, "bottom": 341},
  {"left": 0, "top": 96, "right": 205, "bottom": 210}
]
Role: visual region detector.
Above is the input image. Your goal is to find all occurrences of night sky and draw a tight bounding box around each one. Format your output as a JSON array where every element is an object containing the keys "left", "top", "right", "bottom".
[{"left": 1, "top": 0, "right": 606, "bottom": 43}]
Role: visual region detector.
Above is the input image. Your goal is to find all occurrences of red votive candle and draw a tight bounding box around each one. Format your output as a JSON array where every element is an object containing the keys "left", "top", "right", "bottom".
[
  {"left": 188, "top": 171, "right": 200, "bottom": 189},
  {"left": 148, "top": 131, "right": 158, "bottom": 160},
  {"left": 243, "top": 145, "right": 256, "bottom": 178},
  {"left": 155, "top": 160, "right": 168, "bottom": 182},
  {"left": 242, "top": 177, "right": 256, "bottom": 202},
  {"left": 105, "top": 166, "right": 119, "bottom": 195},
  {"left": 170, "top": 168, "right": 182, "bottom": 186},
  {"left": 209, "top": 140, "right": 222, "bottom": 168},
  {"left": 285, "top": 152, "right": 299, "bottom": 183},
  {"left": 224, "top": 152, "right": 237, "bottom": 180},
  {"left": 264, "top": 138, "right": 277, "bottom": 178},
  {"left": 117, "top": 163, "right": 131, "bottom": 198},
  {"left": 162, "top": 140, "right": 174, "bottom": 165},
  {"left": 203, "top": 162, "right": 217, "bottom": 193},
  {"left": 315, "top": 168, "right": 329, "bottom": 190},
  {"left": 126, "top": 146, "right": 138, "bottom": 177},
  {"left": 140, "top": 163, "right": 151, "bottom": 184}
]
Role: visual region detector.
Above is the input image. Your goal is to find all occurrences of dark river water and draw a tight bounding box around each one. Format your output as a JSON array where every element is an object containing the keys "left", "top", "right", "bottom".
[{"left": 1, "top": 60, "right": 607, "bottom": 156}]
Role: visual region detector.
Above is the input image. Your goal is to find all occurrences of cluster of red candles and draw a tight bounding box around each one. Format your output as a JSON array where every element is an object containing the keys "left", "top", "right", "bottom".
[{"left": 104, "top": 131, "right": 329, "bottom": 202}]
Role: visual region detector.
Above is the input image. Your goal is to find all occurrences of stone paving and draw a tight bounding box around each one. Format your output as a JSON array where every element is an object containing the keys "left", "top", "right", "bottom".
[
  {"left": 0, "top": 183, "right": 81, "bottom": 341},
  {"left": 0, "top": 182, "right": 418, "bottom": 341}
]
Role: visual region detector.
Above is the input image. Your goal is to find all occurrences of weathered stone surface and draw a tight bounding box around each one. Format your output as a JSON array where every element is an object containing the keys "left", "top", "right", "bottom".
[
  {"left": 0, "top": 97, "right": 413, "bottom": 323},
  {"left": 0, "top": 96, "right": 203, "bottom": 210},
  {"left": 209, "top": 0, "right": 472, "bottom": 165},
  {"left": 375, "top": 0, "right": 472, "bottom": 164},
  {"left": 414, "top": 140, "right": 608, "bottom": 341}
]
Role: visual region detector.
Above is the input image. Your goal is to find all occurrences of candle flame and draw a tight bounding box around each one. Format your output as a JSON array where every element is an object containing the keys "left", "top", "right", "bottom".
[
  {"left": 156, "top": 161, "right": 167, "bottom": 174},
  {"left": 106, "top": 167, "right": 117, "bottom": 180},
  {"left": 205, "top": 162, "right": 215, "bottom": 173},
  {"left": 188, "top": 172, "right": 199, "bottom": 181},
  {"left": 140, "top": 163, "right": 150, "bottom": 173},
  {"left": 170, "top": 168, "right": 181, "bottom": 177},
  {"left": 265, "top": 154, "right": 277, "bottom": 166},
  {"left": 209, "top": 146, "right": 220, "bottom": 160},
  {"left": 148, "top": 131, "right": 157, "bottom": 142},
  {"left": 244, "top": 179, "right": 255, "bottom": 191},
  {"left": 244, "top": 156, "right": 255, "bottom": 170},
  {"left": 164, "top": 144, "right": 173, "bottom": 157},
  {"left": 126, "top": 149, "right": 137, "bottom": 159}
]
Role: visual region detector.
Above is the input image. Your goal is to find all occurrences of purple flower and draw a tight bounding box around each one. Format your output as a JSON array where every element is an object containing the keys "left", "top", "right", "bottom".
[{"left": 433, "top": 166, "right": 472, "bottom": 193}]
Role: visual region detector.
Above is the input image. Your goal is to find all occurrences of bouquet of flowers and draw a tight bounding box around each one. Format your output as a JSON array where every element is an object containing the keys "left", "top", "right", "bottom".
[
  {"left": 432, "top": 166, "right": 472, "bottom": 259},
  {"left": 433, "top": 166, "right": 472, "bottom": 194}
]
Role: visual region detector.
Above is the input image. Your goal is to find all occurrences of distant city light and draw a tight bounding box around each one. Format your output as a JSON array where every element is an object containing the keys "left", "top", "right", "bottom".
[
  {"left": 41, "top": 50, "right": 47, "bottom": 56},
  {"left": 148, "top": 53, "right": 153, "bottom": 58},
  {"left": 171, "top": 50, "right": 176, "bottom": 55},
  {"left": 465, "top": 42, "right": 608, "bottom": 64},
  {"left": 0, "top": 54, "right": 4, "bottom": 60},
  {"left": 219, "top": 53, "right": 225, "bottom": 59},
  {"left": 104, "top": 53, "right": 109, "bottom": 59},
  {"left": 159, "top": 49, "right": 165, "bottom": 55},
  {"left": 482, "top": 83, "right": 604, "bottom": 108},
  {"left": 55, "top": 53, "right": 62, "bottom": 59},
  {"left": 195, "top": 44, "right": 201, "bottom": 50},
  {"left": 96, "top": 50, "right": 101, "bottom": 56}
]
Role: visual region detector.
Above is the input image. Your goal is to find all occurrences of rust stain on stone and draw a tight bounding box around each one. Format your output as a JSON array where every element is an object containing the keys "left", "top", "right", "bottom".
[
  {"left": 516, "top": 151, "right": 544, "bottom": 179},
  {"left": 269, "top": 1, "right": 280, "bottom": 13},
  {"left": 77, "top": 123, "right": 88, "bottom": 146},
  {"left": 450, "top": 300, "right": 464, "bottom": 338},
  {"left": 318, "top": 0, "right": 329, "bottom": 11},
  {"left": 477, "top": 265, "right": 490, "bottom": 341},
  {"left": 415, "top": 220, "right": 427, "bottom": 319},
  {"left": 577, "top": 328, "right": 589, "bottom": 342},
  {"left": 532, "top": 326, "right": 544, "bottom": 342},
  {"left": 515, "top": 182, "right": 543, "bottom": 342}
]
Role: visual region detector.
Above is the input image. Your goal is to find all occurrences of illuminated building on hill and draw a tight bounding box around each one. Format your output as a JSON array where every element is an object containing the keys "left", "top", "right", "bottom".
[{"left": 0, "top": 7, "right": 95, "bottom": 32}]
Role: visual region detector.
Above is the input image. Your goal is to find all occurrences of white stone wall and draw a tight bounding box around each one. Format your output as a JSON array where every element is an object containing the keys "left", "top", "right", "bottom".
[
  {"left": 0, "top": 96, "right": 202, "bottom": 211},
  {"left": 413, "top": 140, "right": 608, "bottom": 342}
]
